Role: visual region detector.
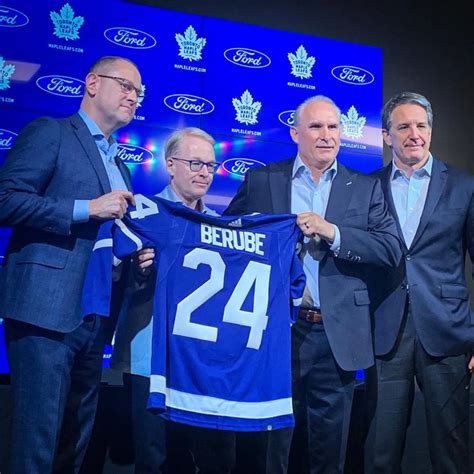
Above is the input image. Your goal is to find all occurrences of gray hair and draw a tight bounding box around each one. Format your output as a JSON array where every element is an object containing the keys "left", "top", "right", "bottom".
[
  {"left": 165, "top": 127, "right": 216, "bottom": 158},
  {"left": 293, "top": 95, "right": 341, "bottom": 126},
  {"left": 382, "top": 92, "right": 433, "bottom": 130},
  {"left": 88, "top": 56, "right": 138, "bottom": 74}
]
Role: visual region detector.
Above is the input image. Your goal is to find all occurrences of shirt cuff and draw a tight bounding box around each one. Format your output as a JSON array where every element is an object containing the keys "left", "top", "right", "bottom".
[
  {"left": 73, "top": 200, "right": 90, "bottom": 223},
  {"left": 329, "top": 225, "right": 341, "bottom": 255}
]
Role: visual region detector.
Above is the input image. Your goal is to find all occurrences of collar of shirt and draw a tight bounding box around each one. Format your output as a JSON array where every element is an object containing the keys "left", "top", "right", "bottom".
[
  {"left": 390, "top": 153, "right": 433, "bottom": 182},
  {"left": 292, "top": 155, "right": 337, "bottom": 187},
  {"left": 78, "top": 109, "right": 118, "bottom": 160},
  {"left": 158, "top": 184, "right": 218, "bottom": 215}
]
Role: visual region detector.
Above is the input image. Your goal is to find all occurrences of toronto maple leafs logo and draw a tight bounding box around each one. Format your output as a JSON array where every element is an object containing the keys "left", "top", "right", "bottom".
[
  {"left": 288, "top": 45, "right": 315, "bottom": 79},
  {"left": 50, "top": 3, "right": 84, "bottom": 41},
  {"left": 136, "top": 83, "right": 146, "bottom": 108},
  {"left": 341, "top": 106, "right": 366, "bottom": 139},
  {"left": 175, "top": 25, "right": 206, "bottom": 61},
  {"left": 0, "top": 56, "right": 15, "bottom": 90},
  {"left": 232, "top": 90, "right": 262, "bottom": 126}
]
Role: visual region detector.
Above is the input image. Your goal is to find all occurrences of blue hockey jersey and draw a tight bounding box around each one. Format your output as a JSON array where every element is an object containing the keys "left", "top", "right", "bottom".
[{"left": 91, "top": 195, "right": 305, "bottom": 431}]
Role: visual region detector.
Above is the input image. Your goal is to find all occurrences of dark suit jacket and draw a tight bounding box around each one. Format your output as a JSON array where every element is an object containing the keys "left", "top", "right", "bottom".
[
  {"left": 0, "top": 113, "right": 132, "bottom": 333},
  {"left": 224, "top": 158, "right": 402, "bottom": 370},
  {"left": 370, "top": 158, "right": 474, "bottom": 357}
]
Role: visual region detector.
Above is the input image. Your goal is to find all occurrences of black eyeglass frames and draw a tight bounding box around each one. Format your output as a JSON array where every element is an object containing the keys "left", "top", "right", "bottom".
[
  {"left": 171, "top": 157, "right": 221, "bottom": 173},
  {"left": 97, "top": 74, "right": 144, "bottom": 103}
]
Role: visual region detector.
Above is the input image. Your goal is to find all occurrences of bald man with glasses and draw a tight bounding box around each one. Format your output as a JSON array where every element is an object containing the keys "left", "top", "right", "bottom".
[
  {"left": 95, "top": 74, "right": 145, "bottom": 101},
  {"left": 0, "top": 55, "right": 140, "bottom": 473}
]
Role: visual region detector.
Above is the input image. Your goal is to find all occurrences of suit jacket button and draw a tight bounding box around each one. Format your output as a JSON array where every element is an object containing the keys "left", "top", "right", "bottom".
[{"left": 406, "top": 254, "right": 411, "bottom": 261}]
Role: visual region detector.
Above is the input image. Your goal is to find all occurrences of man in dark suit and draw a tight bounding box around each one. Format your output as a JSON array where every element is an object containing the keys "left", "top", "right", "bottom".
[
  {"left": 364, "top": 92, "right": 474, "bottom": 474},
  {"left": 0, "top": 56, "right": 141, "bottom": 473},
  {"left": 225, "top": 95, "right": 402, "bottom": 473}
]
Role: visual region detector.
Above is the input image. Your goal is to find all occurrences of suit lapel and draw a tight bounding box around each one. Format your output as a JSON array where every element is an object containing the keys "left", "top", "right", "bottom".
[
  {"left": 269, "top": 159, "right": 293, "bottom": 213},
  {"left": 115, "top": 156, "right": 133, "bottom": 191},
  {"left": 70, "top": 113, "right": 111, "bottom": 194},
  {"left": 410, "top": 158, "right": 447, "bottom": 248},
  {"left": 325, "top": 164, "right": 353, "bottom": 224},
  {"left": 379, "top": 164, "right": 406, "bottom": 248}
]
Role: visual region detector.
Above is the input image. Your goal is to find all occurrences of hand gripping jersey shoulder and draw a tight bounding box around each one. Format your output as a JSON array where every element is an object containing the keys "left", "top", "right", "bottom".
[{"left": 113, "top": 195, "right": 306, "bottom": 431}]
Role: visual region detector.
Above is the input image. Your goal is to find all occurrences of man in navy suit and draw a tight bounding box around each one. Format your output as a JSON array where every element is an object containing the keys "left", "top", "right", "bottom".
[
  {"left": 0, "top": 56, "right": 141, "bottom": 473},
  {"left": 364, "top": 92, "right": 474, "bottom": 474},
  {"left": 225, "top": 95, "right": 402, "bottom": 473}
]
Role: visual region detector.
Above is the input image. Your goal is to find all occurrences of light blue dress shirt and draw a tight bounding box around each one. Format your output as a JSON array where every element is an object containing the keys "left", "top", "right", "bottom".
[
  {"left": 291, "top": 156, "right": 340, "bottom": 308},
  {"left": 159, "top": 184, "right": 219, "bottom": 216},
  {"left": 73, "top": 109, "right": 128, "bottom": 222},
  {"left": 390, "top": 154, "right": 432, "bottom": 248}
]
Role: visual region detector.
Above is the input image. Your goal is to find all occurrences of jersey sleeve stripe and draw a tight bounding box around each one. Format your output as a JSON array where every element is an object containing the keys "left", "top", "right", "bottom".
[
  {"left": 92, "top": 238, "right": 113, "bottom": 251},
  {"left": 115, "top": 218, "right": 144, "bottom": 252},
  {"left": 150, "top": 374, "right": 167, "bottom": 394},
  {"left": 293, "top": 297, "right": 302, "bottom": 306}
]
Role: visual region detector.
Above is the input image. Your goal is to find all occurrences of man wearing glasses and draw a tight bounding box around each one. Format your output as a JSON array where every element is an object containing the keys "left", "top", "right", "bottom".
[
  {"left": 110, "top": 127, "right": 219, "bottom": 473},
  {"left": 0, "top": 56, "right": 141, "bottom": 473}
]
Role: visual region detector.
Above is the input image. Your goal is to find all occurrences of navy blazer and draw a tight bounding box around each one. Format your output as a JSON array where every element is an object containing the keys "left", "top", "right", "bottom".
[
  {"left": 370, "top": 159, "right": 474, "bottom": 357},
  {"left": 0, "top": 113, "right": 132, "bottom": 333},
  {"left": 225, "top": 158, "right": 402, "bottom": 370}
]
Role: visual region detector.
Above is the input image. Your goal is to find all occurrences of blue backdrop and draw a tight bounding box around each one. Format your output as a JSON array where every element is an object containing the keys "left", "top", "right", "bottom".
[{"left": 0, "top": 0, "right": 383, "bottom": 373}]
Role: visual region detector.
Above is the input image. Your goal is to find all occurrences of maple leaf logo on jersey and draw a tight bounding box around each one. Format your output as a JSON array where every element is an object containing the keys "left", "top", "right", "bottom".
[
  {"left": 175, "top": 25, "right": 206, "bottom": 61},
  {"left": 288, "top": 45, "right": 315, "bottom": 79},
  {"left": 341, "top": 106, "right": 366, "bottom": 139},
  {"left": 50, "top": 3, "right": 84, "bottom": 41},
  {"left": 232, "top": 90, "right": 262, "bottom": 126},
  {"left": 0, "top": 56, "right": 15, "bottom": 90}
]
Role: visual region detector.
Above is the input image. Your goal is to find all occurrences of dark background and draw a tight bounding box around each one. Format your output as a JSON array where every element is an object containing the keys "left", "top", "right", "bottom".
[{"left": 129, "top": 0, "right": 473, "bottom": 173}]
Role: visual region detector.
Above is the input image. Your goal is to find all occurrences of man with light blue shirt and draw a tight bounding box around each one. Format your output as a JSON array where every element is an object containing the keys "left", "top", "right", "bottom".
[
  {"left": 0, "top": 55, "right": 141, "bottom": 473},
  {"left": 110, "top": 127, "right": 219, "bottom": 473},
  {"left": 225, "top": 95, "right": 401, "bottom": 473},
  {"left": 365, "top": 92, "right": 474, "bottom": 474}
]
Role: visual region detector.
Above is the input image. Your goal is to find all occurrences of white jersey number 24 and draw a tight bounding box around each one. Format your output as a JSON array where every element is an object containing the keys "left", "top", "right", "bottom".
[{"left": 173, "top": 248, "right": 270, "bottom": 350}]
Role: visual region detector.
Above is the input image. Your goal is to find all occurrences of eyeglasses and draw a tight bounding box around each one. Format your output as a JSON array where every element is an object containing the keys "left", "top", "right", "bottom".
[
  {"left": 171, "top": 157, "right": 221, "bottom": 173},
  {"left": 97, "top": 74, "right": 144, "bottom": 103}
]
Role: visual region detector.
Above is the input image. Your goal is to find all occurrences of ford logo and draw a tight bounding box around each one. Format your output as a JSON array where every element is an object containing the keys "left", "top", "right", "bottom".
[
  {"left": 36, "top": 75, "right": 84, "bottom": 97},
  {"left": 278, "top": 110, "right": 295, "bottom": 127},
  {"left": 117, "top": 144, "right": 154, "bottom": 165},
  {"left": 223, "top": 48, "right": 271, "bottom": 69},
  {"left": 104, "top": 27, "right": 157, "bottom": 50},
  {"left": 0, "top": 6, "right": 29, "bottom": 27},
  {"left": 164, "top": 94, "right": 215, "bottom": 115},
  {"left": 0, "top": 128, "right": 17, "bottom": 150},
  {"left": 222, "top": 158, "right": 265, "bottom": 177},
  {"left": 331, "top": 65, "right": 375, "bottom": 85}
]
